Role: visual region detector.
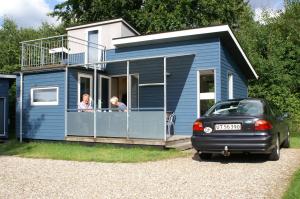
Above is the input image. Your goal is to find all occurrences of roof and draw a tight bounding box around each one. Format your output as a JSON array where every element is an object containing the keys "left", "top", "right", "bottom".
[
  {"left": 66, "top": 18, "right": 140, "bottom": 35},
  {"left": 0, "top": 74, "right": 16, "bottom": 79},
  {"left": 112, "top": 25, "right": 258, "bottom": 79}
]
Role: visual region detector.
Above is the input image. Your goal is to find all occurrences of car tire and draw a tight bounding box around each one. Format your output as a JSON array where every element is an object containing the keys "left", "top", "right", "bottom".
[
  {"left": 269, "top": 135, "right": 280, "bottom": 161},
  {"left": 282, "top": 130, "right": 290, "bottom": 148},
  {"left": 199, "top": 153, "right": 212, "bottom": 160}
]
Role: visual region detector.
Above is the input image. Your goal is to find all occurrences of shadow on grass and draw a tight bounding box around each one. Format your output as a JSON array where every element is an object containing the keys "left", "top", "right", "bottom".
[
  {"left": 0, "top": 140, "right": 36, "bottom": 156},
  {"left": 192, "top": 152, "right": 267, "bottom": 164}
]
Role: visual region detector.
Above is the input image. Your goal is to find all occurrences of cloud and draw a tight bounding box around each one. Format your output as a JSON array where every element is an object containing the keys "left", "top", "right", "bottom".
[
  {"left": 253, "top": 8, "right": 283, "bottom": 23},
  {"left": 0, "top": 0, "right": 60, "bottom": 28},
  {"left": 248, "top": 0, "right": 284, "bottom": 10},
  {"left": 248, "top": 0, "right": 284, "bottom": 23}
]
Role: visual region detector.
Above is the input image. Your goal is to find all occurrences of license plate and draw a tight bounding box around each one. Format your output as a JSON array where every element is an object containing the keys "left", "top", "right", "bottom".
[{"left": 215, "top": 124, "right": 241, "bottom": 131}]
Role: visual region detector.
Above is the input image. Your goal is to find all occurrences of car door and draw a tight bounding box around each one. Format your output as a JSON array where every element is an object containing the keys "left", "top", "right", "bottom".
[{"left": 267, "top": 102, "right": 286, "bottom": 143}]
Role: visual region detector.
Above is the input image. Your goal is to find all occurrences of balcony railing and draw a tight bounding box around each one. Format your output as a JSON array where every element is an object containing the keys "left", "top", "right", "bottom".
[{"left": 20, "top": 35, "right": 106, "bottom": 70}]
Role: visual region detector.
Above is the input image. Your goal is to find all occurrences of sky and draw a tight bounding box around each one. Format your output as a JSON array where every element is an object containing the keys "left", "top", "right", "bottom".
[{"left": 0, "top": 0, "right": 285, "bottom": 28}]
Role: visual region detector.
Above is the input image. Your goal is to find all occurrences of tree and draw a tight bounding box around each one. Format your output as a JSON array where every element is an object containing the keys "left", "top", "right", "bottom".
[
  {"left": 51, "top": 0, "right": 253, "bottom": 34},
  {"left": 131, "top": 0, "right": 252, "bottom": 34},
  {"left": 0, "top": 18, "right": 64, "bottom": 74},
  {"left": 237, "top": 2, "right": 300, "bottom": 130},
  {"left": 50, "top": 0, "right": 143, "bottom": 27}
]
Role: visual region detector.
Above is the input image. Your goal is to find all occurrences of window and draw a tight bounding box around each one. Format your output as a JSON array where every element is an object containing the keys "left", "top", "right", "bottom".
[
  {"left": 228, "top": 73, "right": 233, "bottom": 99},
  {"left": 78, "top": 73, "right": 93, "bottom": 104},
  {"left": 205, "top": 99, "right": 264, "bottom": 116},
  {"left": 197, "top": 70, "right": 215, "bottom": 117},
  {"left": 31, "top": 87, "right": 59, "bottom": 106}
]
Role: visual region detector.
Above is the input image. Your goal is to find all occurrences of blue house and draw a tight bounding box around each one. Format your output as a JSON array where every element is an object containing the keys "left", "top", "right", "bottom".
[
  {"left": 16, "top": 19, "right": 258, "bottom": 146},
  {"left": 0, "top": 74, "right": 16, "bottom": 138}
]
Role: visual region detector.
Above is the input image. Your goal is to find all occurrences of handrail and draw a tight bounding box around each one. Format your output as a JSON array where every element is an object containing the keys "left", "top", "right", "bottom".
[
  {"left": 67, "top": 107, "right": 165, "bottom": 112},
  {"left": 21, "top": 34, "right": 107, "bottom": 69}
]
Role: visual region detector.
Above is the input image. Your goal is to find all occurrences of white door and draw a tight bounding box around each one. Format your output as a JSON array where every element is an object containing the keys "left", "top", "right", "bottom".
[
  {"left": 0, "top": 97, "right": 5, "bottom": 136},
  {"left": 99, "top": 75, "right": 111, "bottom": 109},
  {"left": 197, "top": 70, "right": 216, "bottom": 117}
]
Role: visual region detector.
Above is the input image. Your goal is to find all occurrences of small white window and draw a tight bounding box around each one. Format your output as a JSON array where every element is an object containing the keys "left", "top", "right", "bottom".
[
  {"left": 228, "top": 73, "right": 233, "bottom": 99},
  {"left": 31, "top": 87, "right": 59, "bottom": 106}
]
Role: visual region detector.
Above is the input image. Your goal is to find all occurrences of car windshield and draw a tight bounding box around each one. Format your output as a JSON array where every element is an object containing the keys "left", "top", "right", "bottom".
[{"left": 205, "top": 99, "right": 264, "bottom": 116}]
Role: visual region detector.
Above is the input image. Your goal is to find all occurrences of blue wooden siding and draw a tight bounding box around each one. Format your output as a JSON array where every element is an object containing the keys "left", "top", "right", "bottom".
[
  {"left": 0, "top": 78, "right": 10, "bottom": 137},
  {"left": 107, "top": 38, "right": 221, "bottom": 135},
  {"left": 220, "top": 43, "right": 248, "bottom": 100},
  {"left": 16, "top": 71, "right": 65, "bottom": 140},
  {"left": 15, "top": 36, "right": 250, "bottom": 139}
]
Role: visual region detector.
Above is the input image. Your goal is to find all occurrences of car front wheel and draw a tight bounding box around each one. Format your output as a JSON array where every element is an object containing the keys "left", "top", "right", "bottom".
[{"left": 269, "top": 136, "right": 280, "bottom": 161}]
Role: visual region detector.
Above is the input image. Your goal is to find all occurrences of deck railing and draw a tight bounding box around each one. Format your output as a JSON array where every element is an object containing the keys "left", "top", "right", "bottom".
[
  {"left": 66, "top": 109, "right": 165, "bottom": 140},
  {"left": 20, "top": 35, "right": 106, "bottom": 70}
]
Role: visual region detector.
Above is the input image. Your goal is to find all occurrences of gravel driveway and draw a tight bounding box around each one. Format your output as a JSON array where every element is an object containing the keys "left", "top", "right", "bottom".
[{"left": 1, "top": 149, "right": 300, "bottom": 199}]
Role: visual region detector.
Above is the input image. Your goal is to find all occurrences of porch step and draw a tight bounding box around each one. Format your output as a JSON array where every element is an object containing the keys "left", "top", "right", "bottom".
[
  {"left": 165, "top": 141, "right": 192, "bottom": 151},
  {"left": 166, "top": 135, "right": 191, "bottom": 146},
  {"left": 165, "top": 135, "right": 192, "bottom": 150}
]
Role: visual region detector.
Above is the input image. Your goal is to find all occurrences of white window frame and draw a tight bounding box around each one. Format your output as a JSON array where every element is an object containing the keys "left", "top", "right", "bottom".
[
  {"left": 197, "top": 69, "right": 216, "bottom": 118},
  {"left": 228, "top": 73, "right": 233, "bottom": 99},
  {"left": 30, "top": 87, "right": 59, "bottom": 106},
  {"left": 98, "top": 74, "right": 111, "bottom": 109},
  {"left": 0, "top": 97, "right": 6, "bottom": 135},
  {"left": 78, "top": 73, "right": 93, "bottom": 105},
  {"left": 85, "top": 27, "right": 102, "bottom": 64}
]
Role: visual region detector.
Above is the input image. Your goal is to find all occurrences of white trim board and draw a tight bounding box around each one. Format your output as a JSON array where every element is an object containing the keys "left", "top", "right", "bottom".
[
  {"left": 66, "top": 18, "right": 140, "bottom": 35},
  {"left": 113, "top": 25, "right": 258, "bottom": 79},
  {"left": 0, "top": 74, "right": 16, "bottom": 79}
]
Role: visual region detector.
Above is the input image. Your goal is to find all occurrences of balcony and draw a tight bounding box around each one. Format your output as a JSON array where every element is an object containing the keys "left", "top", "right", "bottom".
[{"left": 20, "top": 35, "right": 106, "bottom": 71}]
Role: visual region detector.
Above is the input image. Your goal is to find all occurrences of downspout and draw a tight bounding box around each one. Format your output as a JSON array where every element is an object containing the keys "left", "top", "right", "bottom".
[
  {"left": 126, "top": 60, "right": 129, "bottom": 139},
  {"left": 93, "top": 64, "right": 97, "bottom": 139},
  {"left": 19, "top": 72, "right": 23, "bottom": 143},
  {"left": 163, "top": 57, "right": 167, "bottom": 141}
]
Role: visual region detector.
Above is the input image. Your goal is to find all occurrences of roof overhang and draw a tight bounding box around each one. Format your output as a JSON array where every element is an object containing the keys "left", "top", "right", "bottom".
[
  {"left": 112, "top": 25, "right": 258, "bottom": 79},
  {"left": 66, "top": 18, "right": 140, "bottom": 35}
]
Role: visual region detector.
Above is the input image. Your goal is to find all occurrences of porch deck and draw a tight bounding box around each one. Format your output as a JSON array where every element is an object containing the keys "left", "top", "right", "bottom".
[{"left": 65, "top": 135, "right": 191, "bottom": 149}]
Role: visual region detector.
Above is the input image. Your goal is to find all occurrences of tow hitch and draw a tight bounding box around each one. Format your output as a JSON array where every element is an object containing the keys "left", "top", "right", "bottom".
[{"left": 222, "top": 146, "right": 230, "bottom": 157}]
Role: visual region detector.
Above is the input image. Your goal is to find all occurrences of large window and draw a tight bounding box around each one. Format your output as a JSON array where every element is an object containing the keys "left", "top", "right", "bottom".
[
  {"left": 31, "top": 87, "right": 59, "bottom": 106},
  {"left": 197, "top": 69, "right": 215, "bottom": 117},
  {"left": 78, "top": 73, "right": 93, "bottom": 104}
]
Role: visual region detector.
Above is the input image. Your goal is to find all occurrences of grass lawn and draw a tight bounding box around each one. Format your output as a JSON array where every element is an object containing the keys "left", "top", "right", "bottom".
[
  {"left": 290, "top": 132, "right": 300, "bottom": 148},
  {"left": 283, "top": 168, "right": 300, "bottom": 199},
  {"left": 283, "top": 126, "right": 300, "bottom": 199},
  {"left": 0, "top": 141, "right": 188, "bottom": 163}
]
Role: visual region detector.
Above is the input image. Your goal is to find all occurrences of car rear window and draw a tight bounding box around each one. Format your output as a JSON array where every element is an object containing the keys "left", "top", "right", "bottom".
[{"left": 205, "top": 99, "right": 264, "bottom": 116}]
